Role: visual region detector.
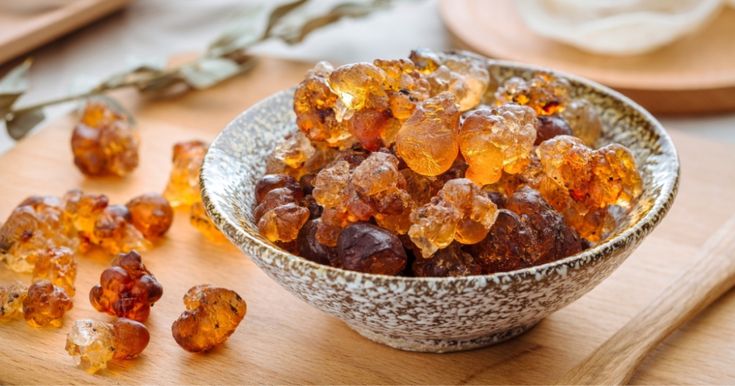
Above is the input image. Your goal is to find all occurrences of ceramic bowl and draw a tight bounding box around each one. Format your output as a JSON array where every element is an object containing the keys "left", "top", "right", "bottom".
[{"left": 200, "top": 60, "right": 679, "bottom": 353}]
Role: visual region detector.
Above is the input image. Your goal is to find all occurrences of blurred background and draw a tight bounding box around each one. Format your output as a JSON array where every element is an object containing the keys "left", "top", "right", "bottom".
[{"left": 1, "top": 0, "right": 734, "bottom": 153}]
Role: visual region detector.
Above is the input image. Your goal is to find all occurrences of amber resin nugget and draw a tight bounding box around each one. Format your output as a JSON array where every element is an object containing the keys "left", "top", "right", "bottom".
[
  {"left": 311, "top": 160, "right": 353, "bottom": 246},
  {"left": 66, "top": 318, "right": 150, "bottom": 373},
  {"left": 409, "top": 49, "right": 490, "bottom": 111},
  {"left": 412, "top": 242, "right": 481, "bottom": 277},
  {"left": 190, "top": 201, "right": 227, "bottom": 241},
  {"left": 163, "top": 140, "right": 208, "bottom": 207},
  {"left": 293, "top": 62, "right": 352, "bottom": 148},
  {"left": 63, "top": 189, "right": 108, "bottom": 239},
  {"left": 296, "top": 219, "right": 337, "bottom": 266},
  {"left": 467, "top": 187, "right": 587, "bottom": 274},
  {"left": 126, "top": 193, "right": 174, "bottom": 239},
  {"left": 495, "top": 73, "right": 570, "bottom": 115},
  {"left": 1, "top": 195, "right": 75, "bottom": 273},
  {"left": 408, "top": 178, "right": 498, "bottom": 257},
  {"left": 171, "top": 285, "right": 247, "bottom": 352},
  {"left": 23, "top": 280, "right": 73, "bottom": 328},
  {"left": 309, "top": 152, "right": 414, "bottom": 246},
  {"left": 395, "top": 92, "right": 461, "bottom": 176},
  {"left": 265, "top": 132, "right": 327, "bottom": 179},
  {"left": 336, "top": 222, "right": 407, "bottom": 275},
  {"left": 352, "top": 152, "right": 414, "bottom": 234},
  {"left": 373, "top": 58, "right": 430, "bottom": 124},
  {"left": 535, "top": 135, "right": 642, "bottom": 240},
  {"left": 71, "top": 101, "right": 139, "bottom": 176},
  {"left": 91, "top": 204, "right": 149, "bottom": 255},
  {"left": 89, "top": 251, "right": 163, "bottom": 322},
  {"left": 329, "top": 62, "right": 401, "bottom": 151},
  {"left": 164, "top": 140, "right": 226, "bottom": 240},
  {"left": 562, "top": 98, "right": 603, "bottom": 147},
  {"left": 252, "top": 174, "right": 309, "bottom": 243},
  {"left": 62, "top": 189, "right": 149, "bottom": 254},
  {"left": 0, "top": 282, "right": 28, "bottom": 321},
  {"left": 32, "top": 247, "right": 77, "bottom": 296},
  {"left": 458, "top": 104, "right": 537, "bottom": 185}
]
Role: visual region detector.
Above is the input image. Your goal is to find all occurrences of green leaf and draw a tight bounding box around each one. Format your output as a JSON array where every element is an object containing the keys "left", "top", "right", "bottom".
[
  {"left": 179, "top": 58, "right": 243, "bottom": 90},
  {"left": 0, "top": 59, "right": 32, "bottom": 115},
  {"left": 6, "top": 108, "right": 45, "bottom": 140}
]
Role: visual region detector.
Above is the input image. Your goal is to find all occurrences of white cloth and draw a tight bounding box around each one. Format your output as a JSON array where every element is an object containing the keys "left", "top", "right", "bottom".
[{"left": 516, "top": 0, "right": 726, "bottom": 55}]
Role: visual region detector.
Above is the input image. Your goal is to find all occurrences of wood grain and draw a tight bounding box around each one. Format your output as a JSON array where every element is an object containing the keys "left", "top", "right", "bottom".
[
  {"left": 558, "top": 216, "right": 735, "bottom": 384},
  {"left": 0, "top": 0, "right": 131, "bottom": 64},
  {"left": 1, "top": 56, "right": 735, "bottom": 384},
  {"left": 439, "top": 0, "right": 735, "bottom": 115}
]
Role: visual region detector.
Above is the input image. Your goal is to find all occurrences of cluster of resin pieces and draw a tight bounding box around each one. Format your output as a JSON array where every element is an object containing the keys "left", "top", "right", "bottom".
[
  {"left": 0, "top": 246, "right": 77, "bottom": 328},
  {"left": 163, "top": 140, "right": 225, "bottom": 241},
  {"left": 0, "top": 105, "right": 250, "bottom": 374},
  {"left": 0, "top": 189, "right": 166, "bottom": 329},
  {"left": 64, "top": 251, "right": 159, "bottom": 373},
  {"left": 253, "top": 49, "right": 643, "bottom": 277},
  {"left": 69, "top": 103, "right": 224, "bottom": 240},
  {"left": 0, "top": 190, "right": 173, "bottom": 274}
]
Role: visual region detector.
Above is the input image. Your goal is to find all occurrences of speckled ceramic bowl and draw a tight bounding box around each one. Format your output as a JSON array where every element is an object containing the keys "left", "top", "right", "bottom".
[{"left": 200, "top": 60, "right": 679, "bottom": 353}]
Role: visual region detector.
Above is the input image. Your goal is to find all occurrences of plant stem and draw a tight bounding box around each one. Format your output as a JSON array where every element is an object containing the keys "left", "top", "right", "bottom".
[{"left": 11, "top": 89, "right": 106, "bottom": 115}]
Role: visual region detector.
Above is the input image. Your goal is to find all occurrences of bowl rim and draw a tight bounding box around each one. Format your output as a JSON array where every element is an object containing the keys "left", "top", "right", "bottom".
[{"left": 201, "top": 58, "right": 680, "bottom": 285}]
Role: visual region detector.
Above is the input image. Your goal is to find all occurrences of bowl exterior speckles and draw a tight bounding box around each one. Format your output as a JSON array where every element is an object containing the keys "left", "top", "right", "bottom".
[{"left": 201, "top": 60, "right": 679, "bottom": 353}]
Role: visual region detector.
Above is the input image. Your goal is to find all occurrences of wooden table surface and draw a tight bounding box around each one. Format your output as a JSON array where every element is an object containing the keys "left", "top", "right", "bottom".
[{"left": 0, "top": 57, "right": 734, "bottom": 385}]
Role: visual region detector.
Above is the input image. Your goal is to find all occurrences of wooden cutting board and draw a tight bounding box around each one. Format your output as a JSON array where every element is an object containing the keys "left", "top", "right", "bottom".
[
  {"left": 439, "top": 0, "right": 735, "bottom": 115},
  {"left": 0, "top": 57, "right": 734, "bottom": 385},
  {"left": 0, "top": 0, "right": 132, "bottom": 64}
]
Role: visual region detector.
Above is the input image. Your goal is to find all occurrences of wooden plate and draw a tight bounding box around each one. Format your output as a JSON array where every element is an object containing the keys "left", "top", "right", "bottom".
[
  {"left": 0, "top": 0, "right": 131, "bottom": 64},
  {"left": 439, "top": 0, "right": 735, "bottom": 115}
]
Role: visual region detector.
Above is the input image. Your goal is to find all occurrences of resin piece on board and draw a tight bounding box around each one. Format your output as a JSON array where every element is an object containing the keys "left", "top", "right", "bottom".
[
  {"left": 65, "top": 318, "right": 150, "bottom": 373},
  {"left": 71, "top": 101, "right": 139, "bottom": 176},
  {"left": 171, "top": 285, "right": 247, "bottom": 352},
  {"left": 89, "top": 251, "right": 163, "bottom": 322}
]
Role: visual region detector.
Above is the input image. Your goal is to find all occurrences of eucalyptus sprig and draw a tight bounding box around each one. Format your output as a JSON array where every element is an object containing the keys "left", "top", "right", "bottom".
[{"left": 0, "top": 0, "right": 393, "bottom": 140}]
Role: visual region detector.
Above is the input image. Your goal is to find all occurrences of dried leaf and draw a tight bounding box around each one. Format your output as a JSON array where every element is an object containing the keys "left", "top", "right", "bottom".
[
  {"left": 179, "top": 58, "right": 243, "bottom": 90},
  {"left": 0, "top": 95, "right": 19, "bottom": 118},
  {"left": 206, "top": 5, "right": 272, "bottom": 57},
  {"left": 0, "top": 59, "right": 31, "bottom": 94},
  {"left": 262, "top": 0, "right": 308, "bottom": 39},
  {"left": 273, "top": 0, "right": 390, "bottom": 45},
  {"left": 0, "top": 59, "right": 32, "bottom": 115},
  {"left": 102, "top": 65, "right": 167, "bottom": 90},
  {"left": 6, "top": 108, "right": 45, "bottom": 140},
  {"left": 137, "top": 72, "right": 185, "bottom": 94}
]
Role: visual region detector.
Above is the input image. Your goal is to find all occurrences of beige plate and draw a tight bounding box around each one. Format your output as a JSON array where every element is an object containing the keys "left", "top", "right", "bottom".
[
  {"left": 0, "top": 0, "right": 131, "bottom": 64},
  {"left": 439, "top": 0, "right": 735, "bottom": 115}
]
